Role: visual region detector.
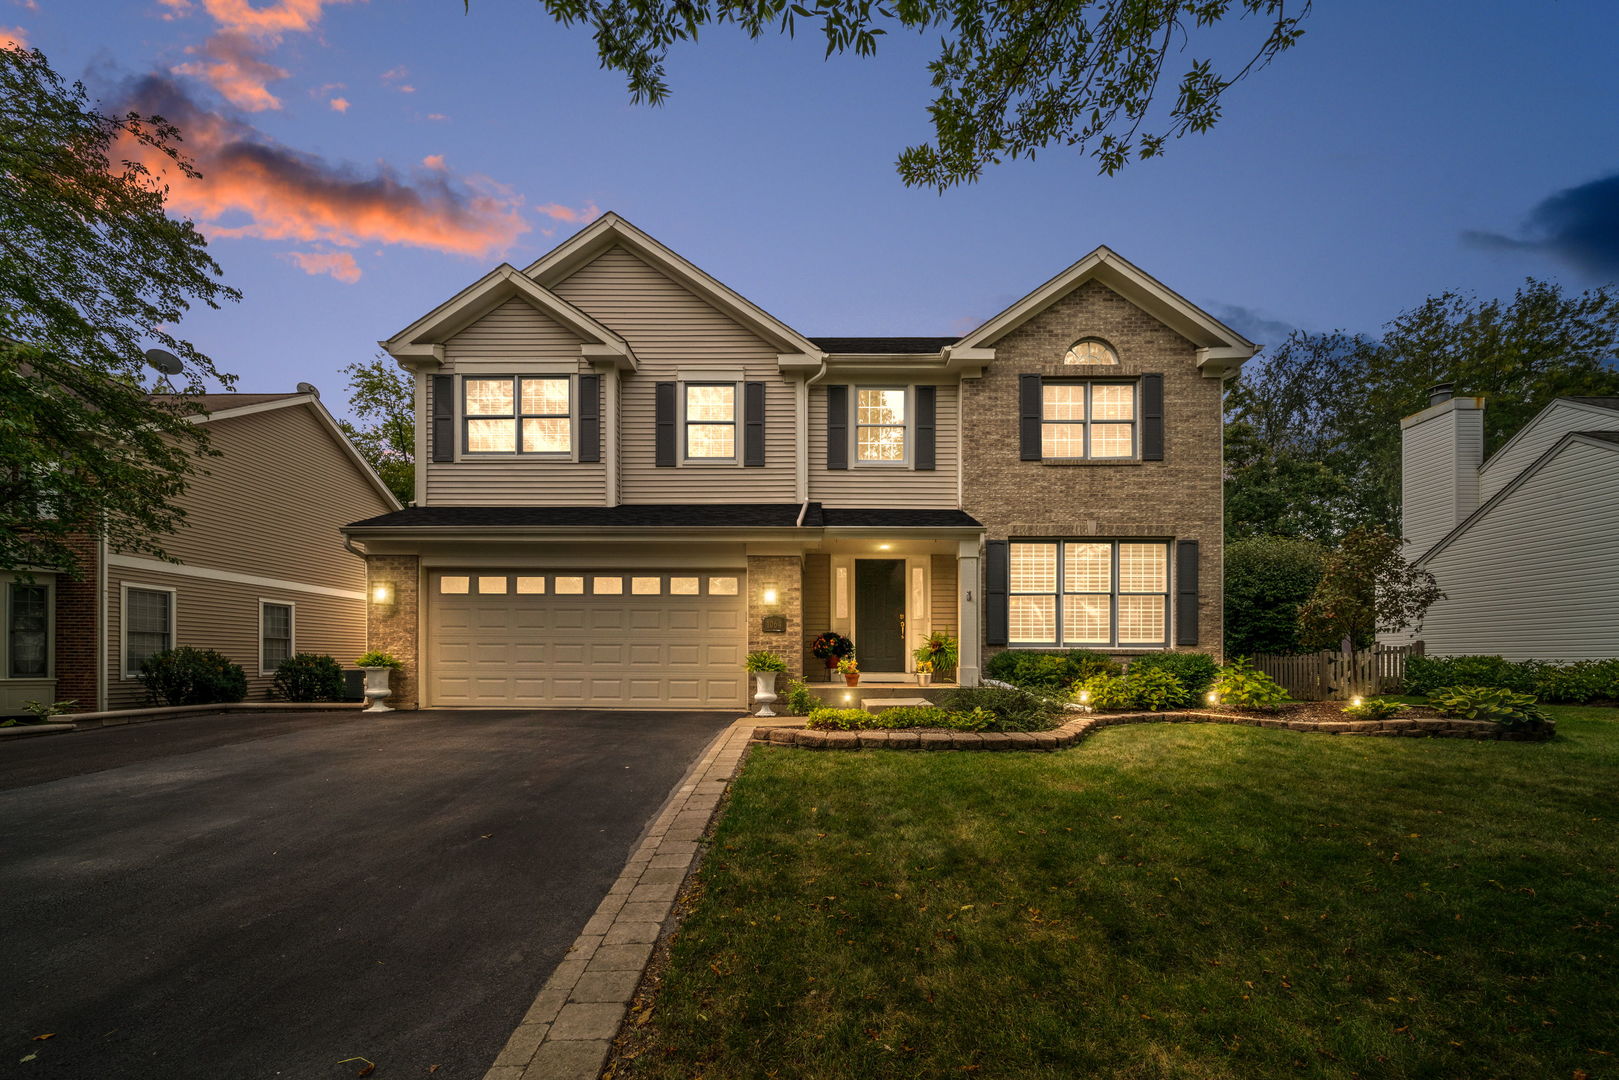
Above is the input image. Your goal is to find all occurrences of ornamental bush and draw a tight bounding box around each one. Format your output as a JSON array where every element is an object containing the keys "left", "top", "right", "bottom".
[
  {"left": 271, "top": 653, "right": 344, "bottom": 702},
  {"left": 1224, "top": 536, "right": 1326, "bottom": 656},
  {"left": 1129, "top": 652, "right": 1219, "bottom": 696},
  {"left": 1210, "top": 657, "right": 1289, "bottom": 710},
  {"left": 139, "top": 647, "right": 248, "bottom": 707},
  {"left": 1428, "top": 685, "right": 1549, "bottom": 731},
  {"left": 1533, "top": 659, "right": 1619, "bottom": 704},
  {"left": 1074, "top": 667, "right": 1191, "bottom": 711},
  {"left": 1343, "top": 696, "right": 1404, "bottom": 721},
  {"left": 983, "top": 649, "right": 1120, "bottom": 691},
  {"left": 935, "top": 685, "right": 1064, "bottom": 730},
  {"left": 1405, "top": 655, "right": 1538, "bottom": 695},
  {"left": 780, "top": 678, "right": 818, "bottom": 716}
]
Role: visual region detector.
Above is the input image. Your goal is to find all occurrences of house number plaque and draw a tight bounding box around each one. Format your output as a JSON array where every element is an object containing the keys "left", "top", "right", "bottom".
[{"left": 761, "top": 615, "right": 787, "bottom": 634}]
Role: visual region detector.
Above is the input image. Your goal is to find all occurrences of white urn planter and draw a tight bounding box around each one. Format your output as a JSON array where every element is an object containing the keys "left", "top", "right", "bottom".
[
  {"left": 361, "top": 666, "right": 395, "bottom": 713},
  {"left": 752, "top": 671, "right": 779, "bottom": 717}
]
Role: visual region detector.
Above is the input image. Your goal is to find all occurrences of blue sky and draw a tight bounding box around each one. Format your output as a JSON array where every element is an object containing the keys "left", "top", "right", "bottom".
[{"left": 13, "top": 0, "right": 1619, "bottom": 410}]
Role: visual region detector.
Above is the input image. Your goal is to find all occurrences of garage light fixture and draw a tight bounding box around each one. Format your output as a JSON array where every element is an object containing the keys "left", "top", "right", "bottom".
[{"left": 371, "top": 582, "right": 395, "bottom": 606}]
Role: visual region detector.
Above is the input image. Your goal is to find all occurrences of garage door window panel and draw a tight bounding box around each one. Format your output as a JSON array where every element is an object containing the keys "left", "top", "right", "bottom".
[
  {"left": 477, "top": 576, "right": 508, "bottom": 594},
  {"left": 554, "top": 576, "right": 584, "bottom": 595},
  {"left": 592, "top": 576, "right": 624, "bottom": 595}
]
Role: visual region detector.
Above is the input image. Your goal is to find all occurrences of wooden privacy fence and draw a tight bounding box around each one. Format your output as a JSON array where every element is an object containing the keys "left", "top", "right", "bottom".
[{"left": 1248, "top": 642, "right": 1425, "bottom": 701}]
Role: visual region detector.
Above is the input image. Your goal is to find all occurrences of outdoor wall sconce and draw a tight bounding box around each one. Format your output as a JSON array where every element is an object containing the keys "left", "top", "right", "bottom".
[
  {"left": 371, "top": 581, "right": 395, "bottom": 607},
  {"left": 761, "top": 585, "right": 779, "bottom": 607}
]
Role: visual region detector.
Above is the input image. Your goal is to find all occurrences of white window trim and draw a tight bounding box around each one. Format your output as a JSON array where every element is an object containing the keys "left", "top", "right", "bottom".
[
  {"left": 461, "top": 374, "right": 576, "bottom": 459},
  {"left": 258, "top": 598, "right": 296, "bottom": 676},
  {"left": 680, "top": 380, "right": 741, "bottom": 465},
  {"left": 4, "top": 576, "right": 54, "bottom": 681},
  {"left": 1040, "top": 379, "right": 1141, "bottom": 462},
  {"left": 851, "top": 385, "right": 912, "bottom": 468},
  {"left": 1008, "top": 539, "right": 1170, "bottom": 649},
  {"left": 121, "top": 582, "right": 177, "bottom": 680}
]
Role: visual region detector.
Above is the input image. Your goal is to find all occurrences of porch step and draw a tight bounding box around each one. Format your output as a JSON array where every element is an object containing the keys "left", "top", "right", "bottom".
[{"left": 866, "top": 697, "right": 933, "bottom": 711}]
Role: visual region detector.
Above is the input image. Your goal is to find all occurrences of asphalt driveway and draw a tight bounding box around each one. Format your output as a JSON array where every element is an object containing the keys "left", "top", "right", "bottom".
[{"left": 0, "top": 708, "right": 735, "bottom": 1079}]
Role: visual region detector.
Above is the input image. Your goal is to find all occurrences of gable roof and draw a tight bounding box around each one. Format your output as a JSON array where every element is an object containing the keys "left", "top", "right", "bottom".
[
  {"left": 1478, "top": 395, "right": 1619, "bottom": 478},
  {"left": 524, "top": 213, "right": 824, "bottom": 361},
  {"left": 950, "top": 245, "right": 1258, "bottom": 376},
  {"left": 1415, "top": 429, "right": 1619, "bottom": 566},
  {"left": 1563, "top": 396, "right": 1619, "bottom": 411},
  {"left": 163, "top": 392, "right": 401, "bottom": 511},
  {"left": 380, "top": 264, "right": 636, "bottom": 369}
]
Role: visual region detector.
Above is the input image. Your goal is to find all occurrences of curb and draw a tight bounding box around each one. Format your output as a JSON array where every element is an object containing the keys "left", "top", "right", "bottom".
[
  {"left": 482, "top": 716, "right": 757, "bottom": 1080},
  {"left": 63, "top": 701, "right": 364, "bottom": 730}
]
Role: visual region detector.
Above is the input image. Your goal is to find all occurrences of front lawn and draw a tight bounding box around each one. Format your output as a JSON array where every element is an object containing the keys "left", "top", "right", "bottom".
[{"left": 614, "top": 707, "right": 1618, "bottom": 1079}]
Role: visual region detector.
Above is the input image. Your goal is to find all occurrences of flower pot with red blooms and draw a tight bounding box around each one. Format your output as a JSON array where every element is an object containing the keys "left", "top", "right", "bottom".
[{"left": 810, "top": 631, "right": 854, "bottom": 683}]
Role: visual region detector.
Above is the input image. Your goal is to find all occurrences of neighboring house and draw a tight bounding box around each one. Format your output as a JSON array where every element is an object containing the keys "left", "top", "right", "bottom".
[
  {"left": 1, "top": 392, "right": 399, "bottom": 716},
  {"left": 1393, "top": 386, "right": 1619, "bottom": 660},
  {"left": 343, "top": 213, "right": 1255, "bottom": 711}
]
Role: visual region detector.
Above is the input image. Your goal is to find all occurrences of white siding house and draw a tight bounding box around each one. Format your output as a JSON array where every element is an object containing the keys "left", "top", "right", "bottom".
[{"left": 1393, "top": 390, "right": 1619, "bottom": 660}]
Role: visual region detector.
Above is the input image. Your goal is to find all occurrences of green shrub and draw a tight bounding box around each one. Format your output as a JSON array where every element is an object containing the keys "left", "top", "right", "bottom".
[
  {"left": 1344, "top": 696, "right": 1403, "bottom": 721},
  {"left": 745, "top": 650, "right": 788, "bottom": 673},
  {"left": 1210, "top": 657, "right": 1289, "bottom": 710},
  {"left": 984, "top": 649, "right": 1120, "bottom": 691},
  {"left": 1074, "top": 672, "right": 1134, "bottom": 710},
  {"left": 1404, "top": 655, "right": 1538, "bottom": 695},
  {"left": 139, "top": 647, "right": 248, "bottom": 707},
  {"left": 271, "top": 653, "right": 344, "bottom": 702},
  {"left": 804, "top": 703, "right": 1026, "bottom": 733},
  {"left": 780, "top": 678, "right": 818, "bottom": 716},
  {"left": 911, "top": 632, "right": 960, "bottom": 678},
  {"left": 1075, "top": 668, "right": 1191, "bottom": 711},
  {"left": 934, "top": 685, "right": 1063, "bottom": 731},
  {"left": 872, "top": 705, "right": 951, "bottom": 727},
  {"left": 1533, "top": 659, "right": 1619, "bottom": 704},
  {"left": 355, "top": 650, "right": 402, "bottom": 670},
  {"left": 1428, "top": 685, "right": 1549, "bottom": 731},
  {"left": 806, "top": 707, "right": 890, "bottom": 730},
  {"left": 1129, "top": 652, "right": 1218, "bottom": 695},
  {"left": 1224, "top": 536, "right": 1327, "bottom": 656}
]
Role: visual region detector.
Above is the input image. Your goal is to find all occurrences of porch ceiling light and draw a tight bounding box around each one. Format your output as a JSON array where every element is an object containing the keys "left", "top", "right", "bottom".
[{"left": 877, "top": 543, "right": 892, "bottom": 550}]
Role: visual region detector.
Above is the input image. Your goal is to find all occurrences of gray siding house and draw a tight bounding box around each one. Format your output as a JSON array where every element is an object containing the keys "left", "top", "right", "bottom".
[{"left": 1393, "top": 388, "right": 1619, "bottom": 660}]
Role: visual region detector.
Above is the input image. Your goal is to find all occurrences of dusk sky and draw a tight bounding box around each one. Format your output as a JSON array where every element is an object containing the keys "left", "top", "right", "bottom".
[{"left": 13, "top": 0, "right": 1619, "bottom": 411}]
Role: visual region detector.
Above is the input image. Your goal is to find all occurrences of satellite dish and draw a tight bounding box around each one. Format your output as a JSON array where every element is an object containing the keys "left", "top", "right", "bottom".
[
  {"left": 144, "top": 348, "right": 184, "bottom": 376},
  {"left": 296, "top": 381, "right": 321, "bottom": 399}
]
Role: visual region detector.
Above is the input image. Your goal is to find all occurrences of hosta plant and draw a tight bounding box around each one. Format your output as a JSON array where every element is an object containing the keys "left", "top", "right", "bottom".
[
  {"left": 745, "top": 650, "right": 787, "bottom": 673},
  {"left": 1428, "top": 685, "right": 1549, "bottom": 731},
  {"left": 1343, "top": 696, "right": 1403, "bottom": 721}
]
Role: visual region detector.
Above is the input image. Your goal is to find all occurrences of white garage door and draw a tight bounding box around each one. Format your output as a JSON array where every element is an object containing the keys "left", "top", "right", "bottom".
[{"left": 427, "top": 571, "right": 747, "bottom": 709}]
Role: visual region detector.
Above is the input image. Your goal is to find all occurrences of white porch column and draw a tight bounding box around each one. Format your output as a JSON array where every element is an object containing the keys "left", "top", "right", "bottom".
[{"left": 956, "top": 539, "right": 982, "bottom": 686}]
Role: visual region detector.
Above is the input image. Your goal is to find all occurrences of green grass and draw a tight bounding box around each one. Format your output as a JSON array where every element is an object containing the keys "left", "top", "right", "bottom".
[{"left": 620, "top": 707, "right": 1618, "bottom": 1080}]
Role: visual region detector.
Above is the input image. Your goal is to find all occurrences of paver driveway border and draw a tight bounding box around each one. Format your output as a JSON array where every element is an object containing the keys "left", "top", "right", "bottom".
[{"left": 483, "top": 715, "right": 760, "bottom": 1080}]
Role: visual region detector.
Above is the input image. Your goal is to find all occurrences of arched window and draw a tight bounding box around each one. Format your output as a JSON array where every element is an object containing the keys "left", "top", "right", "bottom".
[{"left": 1062, "top": 338, "right": 1119, "bottom": 366}]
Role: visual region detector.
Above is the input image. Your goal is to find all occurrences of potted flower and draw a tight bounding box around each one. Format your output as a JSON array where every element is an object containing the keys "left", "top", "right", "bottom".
[
  {"left": 354, "top": 650, "right": 401, "bottom": 713},
  {"left": 914, "top": 659, "right": 933, "bottom": 686},
  {"left": 911, "top": 632, "right": 959, "bottom": 682},
  {"left": 837, "top": 655, "right": 860, "bottom": 687},
  {"left": 745, "top": 650, "right": 787, "bottom": 717},
  {"left": 809, "top": 631, "right": 853, "bottom": 683}
]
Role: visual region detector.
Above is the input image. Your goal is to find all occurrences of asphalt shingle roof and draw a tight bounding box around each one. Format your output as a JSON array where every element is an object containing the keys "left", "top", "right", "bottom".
[
  {"left": 346, "top": 503, "right": 981, "bottom": 530},
  {"left": 1565, "top": 396, "right": 1619, "bottom": 411},
  {"left": 808, "top": 336, "right": 958, "bottom": 354}
]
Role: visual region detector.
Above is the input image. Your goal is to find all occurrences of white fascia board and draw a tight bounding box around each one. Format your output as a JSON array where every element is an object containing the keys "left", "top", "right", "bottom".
[
  {"left": 1413, "top": 432, "right": 1619, "bottom": 567},
  {"left": 525, "top": 212, "right": 823, "bottom": 357},
  {"left": 340, "top": 525, "right": 827, "bottom": 544},
  {"left": 1477, "top": 397, "right": 1615, "bottom": 476},
  {"left": 186, "top": 394, "right": 312, "bottom": 425}
]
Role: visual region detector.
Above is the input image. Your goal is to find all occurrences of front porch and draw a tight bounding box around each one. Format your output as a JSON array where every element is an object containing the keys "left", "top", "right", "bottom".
[{"left": 803, "top": 673, "right": 962, "bottom": 711}]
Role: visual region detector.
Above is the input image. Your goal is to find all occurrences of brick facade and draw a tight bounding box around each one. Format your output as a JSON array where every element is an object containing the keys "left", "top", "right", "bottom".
[
  {"left": 961, "top": 279, "right": 1225, "bottom": 661},
  {"left": 52, "top": 536, "right": 101, "bottom": 710},
  {"left": 365, "top": 554, "right": 421, "bottom": 709},
  {"left": 746, "top": 555, "right": 804, "bottom": 680}
]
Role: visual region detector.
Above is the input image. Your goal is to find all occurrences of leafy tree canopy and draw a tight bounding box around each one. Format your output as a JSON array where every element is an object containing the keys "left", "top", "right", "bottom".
[
  {"left": 337, "top": 356, "right": 415, "bottom": 506},
  {"left": 1224, "top": 535, "right": 1324, "bottom": 656},
  {"left": 477, "top": 0, "right": 1311, "bottom": 186},
  {"left": 1225, "top": 279, "right": 1619, "bottom": 541},
  {"left": 1296, "top": 526, "right": 1441, "bottom": 652},
  {"left": 0, "top": 44, "right": 239, "bottom": 575}
]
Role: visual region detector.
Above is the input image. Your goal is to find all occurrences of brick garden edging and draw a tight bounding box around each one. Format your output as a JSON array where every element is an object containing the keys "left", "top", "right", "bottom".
[
  {"left": 754, "top": 709, "right": 1555, "bottom": 750},
  {"left": 481, "top": 716, "right": 757, "bottom": 1080}
]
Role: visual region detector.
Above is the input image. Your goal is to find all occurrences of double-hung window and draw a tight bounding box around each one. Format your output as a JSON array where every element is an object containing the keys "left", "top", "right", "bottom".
[
  {"left": 1008, "top": 540, "right": 1168, "bottom": 647},
  {"left": 684, "top": 384, "right": 736, "bottom": 460},
  {"left": 855, "top": 388, "right": 907, "bottom": 463},
  {"left": 7, "top": 582, "right": 49, "bottom": 678},
  {"left": 464, "top": 376, "right": 572, "bottom": 455},
  {"left": 125, "top": 586, "right": 174, "bottom": 675},
  {"left": 1041, "top": 381, "right": 1136, "bottom": 459},
  {"left": 261, "top": 601, "right": 293, "bottom": 673}
]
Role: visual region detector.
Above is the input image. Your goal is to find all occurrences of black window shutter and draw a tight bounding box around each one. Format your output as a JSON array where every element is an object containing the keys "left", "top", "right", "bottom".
[
  {"left": 1141, "top": 373, "right": 1165, "bottom": 461},
  {"left": 985, "top": 539, "right": 1009, "bottom": 647},
  {"left": 431, "top": 374, "right": 454, "bottom": 463},
  {"left": 743, "top": 381, "right": 766, "bottom": 467},
  {"left": 1019, "top": 375, "right": 1042, "bottom": 461},
  {"left": 1175, "top": 539, "right": 1199, "bottom": 646},
  {"left": 654, "top": 382, "right": 676, "bottom": 467},
  {"left": 914, "top": 385, "right": 936, "bottom": 470},
  {"left": 577, "top": 374, "right": 601, "bottom": 463},
  {"left": 826, "top": 384, "right": 849, "bottom": 470}
]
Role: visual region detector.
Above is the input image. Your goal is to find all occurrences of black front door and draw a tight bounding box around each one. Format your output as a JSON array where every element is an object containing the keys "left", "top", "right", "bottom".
[{"left": 854, "top": 559, "right": 906, "bottom": 671}]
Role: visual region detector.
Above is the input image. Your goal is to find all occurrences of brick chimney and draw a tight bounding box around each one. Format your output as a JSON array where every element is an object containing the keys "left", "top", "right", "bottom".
[{"left": 1400, "top": 385, "right": 1484, "bottom": 560}]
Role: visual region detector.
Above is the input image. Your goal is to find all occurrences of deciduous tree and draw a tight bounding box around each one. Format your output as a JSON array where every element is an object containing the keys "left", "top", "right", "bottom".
[
  {"left": 1296, "top": 526, "right": 1441, "bottom": 652},
  {"left": 337, "top": 356, "right": 415, "bottom": 505}
]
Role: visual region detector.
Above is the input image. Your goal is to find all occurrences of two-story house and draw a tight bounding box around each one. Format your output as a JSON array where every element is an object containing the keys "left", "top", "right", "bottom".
[{"left": 342, "top": 214, "right": 1254, "bottom": 710}]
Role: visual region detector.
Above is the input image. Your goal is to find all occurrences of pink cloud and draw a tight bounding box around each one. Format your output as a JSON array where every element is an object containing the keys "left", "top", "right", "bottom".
[
  {"left": 116, "top": 75, "right": 531, "bottom": 259},
  {"left": 172, "top": 32, "right": 288, "bottom": 111},
  {"left": 422, "top": 154, "right": 445, "bottom": 169},
  {"left": 13, "top": 0, "right": 39, "bottom": 11},
  {"left": 1, "top": 24, "right": 27, "bottom": 48},
  {"left": 329, "top": 96, "right": 349, "bottom": 112},
  {"left": 201, "top": 0, "right": 351, "bottom": 36},
  {"left": 425, "top": 112, "right": 448, "bottom": 121},
  {"left": 536, "top": 202, "right": 601, "bottom": 224},
  {"left": 284, "top": 250, "right": 361, "bottom": 283}
]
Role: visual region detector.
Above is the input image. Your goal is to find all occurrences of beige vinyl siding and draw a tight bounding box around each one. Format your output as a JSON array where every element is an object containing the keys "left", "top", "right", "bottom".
[
  {"left": 141, "top": 404, "right": 389, "bottom": 590},
  {"left": 929, "top": 553, "right": 958, "bottom": 637},
  {"left": 1412, "top": 439, "right": 1619, "bottom": 661},
  {"left": 808, "top": 383, "right": 960, "bottom": 507},
  {"left": 552, "top": 245, "right": 797, "bottom": 503},
  {"left": 1478, "top": 401, "right": 1619, "bottom": 503},
  {"left": 444, "top": 296, "right": 586, "bottom": 366},
  {"left": 1400, "top": 408, "right": 1482, "bottom": 560},
  {"left": 105, "top": 567, "right": 366, "bottom": 709},
  {"left": 423, "top": 370, "right": 608, "bottom": 506}
]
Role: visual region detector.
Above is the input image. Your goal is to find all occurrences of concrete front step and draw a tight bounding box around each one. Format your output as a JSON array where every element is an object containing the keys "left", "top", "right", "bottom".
[{"left": 805, "top": 683, "right": 956, "bottom": 709}]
